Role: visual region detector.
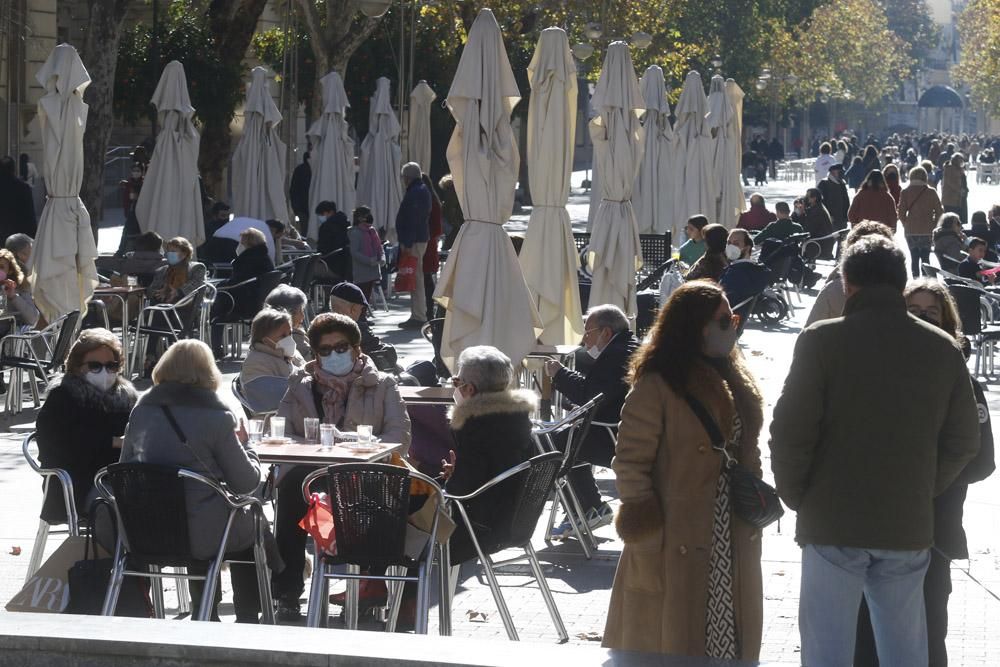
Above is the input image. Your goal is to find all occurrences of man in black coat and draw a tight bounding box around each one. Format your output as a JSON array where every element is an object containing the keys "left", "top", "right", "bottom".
[
  {"left": 767, "top": 137, "right": 784, "bottom": 180},
  {"left": 288, "top": 152, "right": 311, "bottom": 233},
  {"left": 395, "top": 162, "right": 432, "bottom": 328},
  {"left": 0, "top": 155, "right": 36, "bottom": 239},
  {"left": 818, "top": 162, "right": 851, "bottom": 233},
  {"left": 316, "top": 200, "right": 351, "bottom": 281},
  {"left": 544, "top": 304, "right": 640, "bottom": 536}
]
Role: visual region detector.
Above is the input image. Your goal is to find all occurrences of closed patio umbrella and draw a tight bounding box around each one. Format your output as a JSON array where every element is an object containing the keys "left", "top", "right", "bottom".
[
  {"left": 433, "top": 8, "right": 541, "bottom": 367},
  {"left": 307, "top": 71, "right": 355, "bottom": 241},
  {"left": 707, "top": 74, "right": 745, "bottom": 228},
  {"left": 136, "top": 61, "right": 205, "bottom": 248},
  {"left": 727, "top": 78, "right": 745, "bottom": 177},
  {"left": 30, "top": 44, "right": 99, "bottom": 321},
  {"left": 408, "top": 81, "right": 436, "bottom": 174},
  {"left": 358, "top": 77, "right": 403, "bottom": 243},
  {"left": 634, "top": 65, "right": 675, "bottom": 234},
  {"left": 519, "top": 27, "right": 583, "bottom": 346},
  {"left": 671, "top": 71, "right": 716, "bottom": 238},
  {"left": 587, "top": 41, "right": 645, "bottom": 319},
  {"left": 231, "top": 66, "right": 289, "bottom": 222}
]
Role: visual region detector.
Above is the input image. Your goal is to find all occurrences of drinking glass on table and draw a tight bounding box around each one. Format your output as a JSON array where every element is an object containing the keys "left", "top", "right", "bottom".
[
  {"left": 356, "top": 424, "right": 373, "bottom": 445},
  {"left": 270, "top": 416, "right": 285, "bottom": 440},
  {"left": 247, "top": 419, "right": 264, "bottom": 444},
  {"left": 320, "top": 424, "right": 336, "bottom": 450},
  {"left": 303, "top": 417, "right": 320, "bottom": 443},
  {"left": 126, "top": 275, "right": 138, "bottom": 288}
]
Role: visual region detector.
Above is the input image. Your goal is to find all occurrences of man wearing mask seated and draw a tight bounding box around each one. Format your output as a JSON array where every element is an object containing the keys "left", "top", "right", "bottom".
[
  {"left": 328, "top": 282, "right": 398, "bottom": 372},
  {"left": 720, "top": 229, "right": 772, "bottom": 310},
  {"left": 544, "top": 305, "right": 639, "bottom": 536}
]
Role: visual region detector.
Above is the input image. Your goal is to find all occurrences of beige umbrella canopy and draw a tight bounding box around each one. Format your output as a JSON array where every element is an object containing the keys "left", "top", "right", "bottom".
[
  {"left": 231, "top": 66, "right": 289, "bottom": 222},
  {"left": 136, "top": 61, "right": 205, "bottom": 248},
  {"left": 408, "top": 81, "right": 436, "bottom": 174},
  {"left": 634, "top": 65, "right": 675, "bottom": 235},
  {"left": 727, "top": 78, "right": 745, "bottom": 178},
  {"left": 587, "top": 41, "right": 645, "bottom": 319},
  {"left": 671, "top": 71, "right": 717, "bottom": 237},
  {"left": 707, "top": 74, "right": 745, "bottom": 228},
  {"left": 519, "top": 27, "right": 583, "bottom": 346},
  {"left": 30, "top": 44, "right": 99, "bottom": 322},
  {"left": 307, "top": 71, "right": 355, "bottom": 241},
  {"left": 433, "top": 8, "right": 541, "bottom": 367},
  {"left": 358, "top": 77, "right": 403, "bottom": 243}
]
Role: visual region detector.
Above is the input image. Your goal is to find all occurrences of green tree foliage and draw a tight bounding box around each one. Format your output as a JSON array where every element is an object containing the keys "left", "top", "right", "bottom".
[
  {"left": 955, "top": 0, "right": 1000, "bottom": 115},
  {"left": 879, "top": 0, "right": 940, "bottom": 70}
]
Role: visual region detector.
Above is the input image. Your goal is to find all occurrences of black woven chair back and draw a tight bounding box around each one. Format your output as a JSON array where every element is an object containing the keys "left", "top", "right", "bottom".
[
  {"left": 48, "top": 310, "right": 82, "bottom": 371},
  {"left": 557, "top": 394, "right": 602, "bottom": 479},
  {"left": 502, "top": 452, "right": 562, "bottom": 548},
  {"left": 572, "top": 233, "right": 590, "bottom": 254},
  {"left": 179, "top": 283, "right": 209, "bottom": 338},
  {"left": 256, "top": 270, "right": 287, "bottom": 305},
  {"left": 949, "top": 284, "right": 984, "bottom": 336},
  {"left": 324, "top": 463, "right": 413, "bottom": 567},
  {"left": 289, "top": 254, "right": 320, "bottom": 292},
  {"left": 637, "top": 233, "right": 670, "bottom": 281},
  {"left": 103, "top": 463, "right": 193, "bottom": 565}
]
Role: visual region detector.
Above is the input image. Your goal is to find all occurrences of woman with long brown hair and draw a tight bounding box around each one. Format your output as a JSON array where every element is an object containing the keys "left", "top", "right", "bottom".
[{"left": 603, "top": 281, "right": 765, "bottom": 659}]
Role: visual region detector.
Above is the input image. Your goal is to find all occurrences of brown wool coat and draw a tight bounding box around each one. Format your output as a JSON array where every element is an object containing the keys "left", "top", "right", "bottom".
[{"left": 603, "top": 355, "right": 765, "bottom": 659}]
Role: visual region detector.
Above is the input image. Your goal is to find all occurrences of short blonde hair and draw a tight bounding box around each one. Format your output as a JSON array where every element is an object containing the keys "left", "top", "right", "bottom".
[
  {"left": 66, "top": 328, "right": 122, "bottom": 376},
  {"left": 0, "top": 248, "right": 24, "bottom": 286},
  {"left": 240, "top": 227, "right": 267, "bottom": 248},
  {"left": 152, "top": 339, "right": 220, "bottom": 390},
  {"left": 165, "top": 237, "right": 194, "bottom": 260}
]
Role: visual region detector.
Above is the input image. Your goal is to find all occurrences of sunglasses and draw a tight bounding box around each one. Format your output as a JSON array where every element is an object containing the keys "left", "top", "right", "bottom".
[
  {"left": 718, "top": 313, "right": 740, "bottom": 331},
  {"left": 315, "top": 342, "right": 354, "bottom": 356},
  {"left": 86, "top": 361, "right": 120, "bottom": 373}
]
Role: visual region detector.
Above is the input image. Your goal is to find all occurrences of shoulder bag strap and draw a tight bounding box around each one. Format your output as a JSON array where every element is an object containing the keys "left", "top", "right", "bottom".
[
  {"left": 161, "top": 405, "right": 187, "bottom": 444},
  {"left": 684, "top": 394, "right": 735, "bottom": 467}
]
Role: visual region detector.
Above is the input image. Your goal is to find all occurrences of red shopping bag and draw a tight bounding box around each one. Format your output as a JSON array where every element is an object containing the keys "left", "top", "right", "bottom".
[
  {"left": 394, "top": 252, "right": 418, "bottom": 292},
  {"left": 299, "top": 492, "right": 337, "bottom": 555}
]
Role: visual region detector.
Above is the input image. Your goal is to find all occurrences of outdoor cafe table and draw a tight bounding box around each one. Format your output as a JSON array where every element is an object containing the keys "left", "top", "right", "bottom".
[
  {"left": 398, "top": 387, "right": 454, "bottom": 405},
  {"left": 252, "top": 438, "right": 406, "bottom": 466},
  {"left": 93, "top": 285, "right": 147, "bottom": 376}
]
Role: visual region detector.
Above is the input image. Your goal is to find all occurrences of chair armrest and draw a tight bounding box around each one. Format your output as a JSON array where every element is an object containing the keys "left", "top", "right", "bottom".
[
  {"left": 442, "top": 459, "right": 534, "bottom": 502},
  {"left": 217, "top": 277, "right": 258, "bottom": 292}
]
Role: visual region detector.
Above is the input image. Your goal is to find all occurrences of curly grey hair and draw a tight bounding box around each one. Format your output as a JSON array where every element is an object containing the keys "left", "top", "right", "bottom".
[
  {"left": 456, "top": 345, "right": 514, "bottom": 394},
  {"left": 264, "top": 284, "right": 308, "bottom": 321}
]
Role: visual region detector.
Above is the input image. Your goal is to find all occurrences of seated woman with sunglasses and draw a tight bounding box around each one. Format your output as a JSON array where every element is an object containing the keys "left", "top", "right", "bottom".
[
  {"left": 271, "top": 312, "right": 411, "bottom": 620},
  {"left": 35, "top": 329, "right": 137, "bottom": 524}
]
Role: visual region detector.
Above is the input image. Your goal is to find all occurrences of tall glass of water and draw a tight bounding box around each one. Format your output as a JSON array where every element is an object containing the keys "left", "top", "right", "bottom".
[
  {"left": 270, "top": 417, "right": 285, "bottom": 440},
  {"left": 356, "top": 424, "right": 373, "bottom": 445},
  {"left": 320, "top": 424, "right": 335, "bottom": 450},
  {"left": 247, "top": 419, "right": 264, "bottom": 444},
  {"left": 303, "top": 418, "right": 320, "bottom": 443}
]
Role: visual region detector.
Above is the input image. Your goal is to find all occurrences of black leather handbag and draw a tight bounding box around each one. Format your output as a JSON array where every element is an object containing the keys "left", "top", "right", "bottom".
[{"left": 685, "top": 395, "right": 785, "bottom": 530}]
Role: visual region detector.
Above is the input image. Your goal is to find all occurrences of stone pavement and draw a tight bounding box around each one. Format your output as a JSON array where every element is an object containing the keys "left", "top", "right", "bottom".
[{"left": 2, "top": 177, "right": 999, "bottom": 664}]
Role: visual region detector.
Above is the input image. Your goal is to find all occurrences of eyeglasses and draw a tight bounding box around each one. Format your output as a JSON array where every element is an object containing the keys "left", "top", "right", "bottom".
[
  {"left": 315, "top": 342, "right": 353, "bottom": 356},
  {"left": 85, "top": 361, "right": 120, "bottom": 373},
  {"left": 718, "top": 313, "right": 740, "bottom": 331}
]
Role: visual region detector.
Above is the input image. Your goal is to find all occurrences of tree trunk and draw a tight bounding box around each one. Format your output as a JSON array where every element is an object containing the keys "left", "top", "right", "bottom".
[
  {"left": 197, "top": 0, "right": 270, "bottom": 200},
  {"left": 79, "top": 0, "right": 130, "bottom": 242}
]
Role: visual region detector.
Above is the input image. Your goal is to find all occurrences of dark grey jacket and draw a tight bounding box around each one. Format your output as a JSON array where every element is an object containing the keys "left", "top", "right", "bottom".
[{"left": 120, "top": 382, "right": 261, "bottom": 559}]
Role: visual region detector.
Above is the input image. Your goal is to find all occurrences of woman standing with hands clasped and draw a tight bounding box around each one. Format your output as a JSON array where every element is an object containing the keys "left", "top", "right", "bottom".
[{"left": 603, "top": 281, "right": 765, "bottom": 659}]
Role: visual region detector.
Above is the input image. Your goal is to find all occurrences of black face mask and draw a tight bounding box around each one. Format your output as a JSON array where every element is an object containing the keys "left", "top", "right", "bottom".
[{"left": 916, "top": 312, "right": 940, "bottom": 328}]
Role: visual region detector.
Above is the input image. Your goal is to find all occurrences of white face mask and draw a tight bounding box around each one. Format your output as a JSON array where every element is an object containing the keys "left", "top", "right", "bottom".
[
  {"left": 704, "top": 322, "right": 739, "bottom": 358},
  {"left": 236, "top": 243, "right": 246, "bottom": 256},
  {"left": 453, "top": 386, "right": 466, "bottom": 406},
  {"left": 85, "top": 368, "right": 117, "bottom": 392},
  {"left": 586, "top": 344, "right": 603, "bottom": 360},
  {"left": 725, "top": 244, "right": 742, "bottom": 261},
  {"left": 272, "top": 335, "right": 296, "bottom": 358}
]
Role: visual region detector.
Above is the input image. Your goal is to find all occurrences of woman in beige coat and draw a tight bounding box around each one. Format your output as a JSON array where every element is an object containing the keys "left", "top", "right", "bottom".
[
  {"left": 898, "top": 165, "right": 944, "bottom": 279},
  {"left": 239, "top": 307, "right": 305, "bottom": 385},
  {"left": 603, "top": 281, "right": 764, "bottom": 659}
]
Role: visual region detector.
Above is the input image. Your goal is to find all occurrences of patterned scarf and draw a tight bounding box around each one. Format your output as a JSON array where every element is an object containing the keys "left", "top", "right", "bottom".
[
  {"left": 311, "top": 357, "right": 366, "bottom": 426},
  {"left": 705, "top": 412, "right": 742, "bottom": 659},
  {"left": 360, "top": 225, "right": 381, "bottom": 258}
]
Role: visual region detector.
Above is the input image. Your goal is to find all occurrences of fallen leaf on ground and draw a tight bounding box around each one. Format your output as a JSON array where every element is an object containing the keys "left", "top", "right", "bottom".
[
  {"left": 751, "top": 350, "right": 764, "bottom": 356},
  {"left": 9, "top": 546, "right": 20, "bottom": 556},
  {"left": 576, "top": 632, "right": 603, "bottom": 642},
  {"left": 466, "top": 610, "right": 489, "bottom": 623}
]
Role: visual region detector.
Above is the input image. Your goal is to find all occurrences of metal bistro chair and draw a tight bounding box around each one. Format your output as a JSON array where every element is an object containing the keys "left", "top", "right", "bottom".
[
  {"left": 444, "top": 451, "right": 568, "bottom": 643},
  {"left": 637, "top": 232, "right": 672, "bottom": 284},
  {"left": 213, "top": 270, "right": 286, "bottom": 359},
  {"left": 21, "top": 433, "right": 81, "bottom": 584},
  {"left": 130, "top": 284, "right": 211, "bottom": 377},
  {"left": 231, "top": 375, "right": 287, "bottom": 419},
  {"left": 950, "top": 283, "right": 1000, "bottom": 376},
  {"left": 302, "top": 463, "right": 450, "bottom": 634},
  {"left": 532, "top": 393, "right": 604, "bottom": 559},
  {"left": 283, "top": 253, "right": 321, "bottom": 318},
  {"left": 96, "top": 462, "right": 274, "bottom": 623},
  {"left": 0, "top": 310, "right": 81, "bottom": 414}
]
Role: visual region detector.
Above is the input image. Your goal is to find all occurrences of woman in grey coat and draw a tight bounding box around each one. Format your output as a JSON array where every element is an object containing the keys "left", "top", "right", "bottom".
[
  {"left": 120, "top": 339, "right": 271, "bottom": 623},
  {"left": 346, "top": 206, "right": 385, "bottom": 301}
]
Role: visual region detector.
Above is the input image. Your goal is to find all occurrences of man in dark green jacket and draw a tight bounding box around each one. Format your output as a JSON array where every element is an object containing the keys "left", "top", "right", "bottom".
[{"left": 769, "top": 236, "right": 980, "bottom": 667}]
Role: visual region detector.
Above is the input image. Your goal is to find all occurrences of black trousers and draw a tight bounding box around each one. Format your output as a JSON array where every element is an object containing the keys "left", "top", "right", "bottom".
[
  {"left": 855, "top": 547, "right": 951, "bottom": 666},
  {"left": 423, "top": 272, "right": 437, "bottom": 322},
  {"left": 554, "top": 429, "right": 614, "bottom": 513},
  {"left": 906, "top": 235, "right": 933, "bottom": 279},
  {"left": 272, "top": 465, "right": 314, "bottom": 601}
]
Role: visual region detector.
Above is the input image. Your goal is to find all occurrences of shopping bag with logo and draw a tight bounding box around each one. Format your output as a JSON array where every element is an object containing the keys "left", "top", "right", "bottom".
[
  {"left": 299, "top": 492, "right": 337, "bottom": 555},
  {"left": 394, "top": 252, "right": 418, "bottom": 292}
]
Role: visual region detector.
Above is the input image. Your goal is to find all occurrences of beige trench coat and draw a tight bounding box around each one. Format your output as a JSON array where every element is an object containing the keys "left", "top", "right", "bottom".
[{"left": 603, "top": 356, "right": 764, "bottom": 659}]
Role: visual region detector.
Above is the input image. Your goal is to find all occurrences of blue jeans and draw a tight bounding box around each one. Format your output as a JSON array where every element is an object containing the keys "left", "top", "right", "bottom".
[{"left": 800, "top": 544, "right": 930, "bottom": 667}]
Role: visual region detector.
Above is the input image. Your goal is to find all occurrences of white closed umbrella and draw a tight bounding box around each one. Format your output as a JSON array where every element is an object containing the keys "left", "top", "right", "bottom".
[
  {"left": 587, "top": 41, "right": 645, "bottom": 319},
  {"left": 707, "top": 74, "right": 745, "bottom": 228},
  {"left": 408, "top": 81, "right": 436, "bottom": 174},
  {"left": 307, "top": 71, "right": 355, "bottom": 241},
  {"left": 136, "top": 61, "right": 205, "bottom": 248},
  {"left": 671, "top": 71, "right": 717, "bottom": 238},
  {"left": 231, "top": 66, "right": 289, "bottom": 222},
  {"left": 433, "top": 8, "right": 541, "bottom": 367},
  {"left": 634, "top": 65, "right": 676, "bottom": 234},
  {"left": 519, "top": 27, "right": 583, "bottom": 346},
  {"left": 30, "top": 44, "right": 99, "bottom": 321},
  {"left": 727, "top": 78, "right": 745, "bottom": 177},
  {"left": 358, "top": 77, "right": 403, "bottom": 243}
]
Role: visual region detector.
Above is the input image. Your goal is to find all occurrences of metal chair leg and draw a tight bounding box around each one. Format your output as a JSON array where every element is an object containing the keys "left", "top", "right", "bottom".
[
  {"left": 437, "top": 542, "right": 452, "bottom": 636},
  {"left": 524, "top": 542, "right": 568, "bottom": 643},
  {"left": 306, "top": 552, "right": 326, "bottom": 627},
  {"left": 555, "top": 484, "right": 593, "bottom": 559},
  {"left": 345, "top": 564, "right": 360, "bottom": 630},
  {"left": 478, "top": 552, "right": 519, "bottom": 641},
  {"left": 24, "top": 519, "right": 50, "bottom": 584},
  {"left": 101, "top": 551, "right": 127, "bottom": 616},
  {"left": 175, "top": 569, "right": 191, "bottom": 614},
  {"left": 385, "top": 565, "right": 406, "bottom": 632},
  {"left": 563, "top": 477, "right": 598, "bottom": 552},
  {"left": 196, "top": 557, "right": 225, "bottom": 621},
  {"left": 149, "top": 564, "right": 165, "bottom": 618},
  {"left": 253, "top": 533, "right": 276, "bottom": 624}
]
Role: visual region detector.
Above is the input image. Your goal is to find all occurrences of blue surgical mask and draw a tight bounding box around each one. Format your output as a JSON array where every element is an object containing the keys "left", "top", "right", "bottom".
[
  {"left": 166, "top": 251, "right": 182, "bottom": 265},
  {"left": 320, "top": 350, "right": 355, "bottom": 376}
]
